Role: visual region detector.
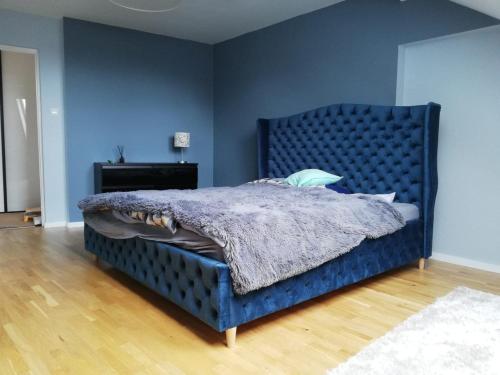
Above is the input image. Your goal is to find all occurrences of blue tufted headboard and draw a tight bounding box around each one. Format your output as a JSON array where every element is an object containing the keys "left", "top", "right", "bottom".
[{"left": 257, "top": 103, "right": 441, "bottom": 258}]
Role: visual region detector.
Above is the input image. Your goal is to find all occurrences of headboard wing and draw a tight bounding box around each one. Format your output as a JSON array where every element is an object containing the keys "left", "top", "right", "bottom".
[{"left": 257, "top": 102, "right": 441, "bottom": 257}]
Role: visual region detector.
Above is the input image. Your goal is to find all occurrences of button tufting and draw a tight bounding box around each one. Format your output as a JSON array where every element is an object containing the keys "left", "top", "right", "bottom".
[
  {"left": 85, "top": 103, "right": 429, "bottom": 330},
  {"left": 265, "top": 103, "right": 425, "bottom": 210},
  {"left": 211, "top": 309, "right": 218, "bottom": 319}
]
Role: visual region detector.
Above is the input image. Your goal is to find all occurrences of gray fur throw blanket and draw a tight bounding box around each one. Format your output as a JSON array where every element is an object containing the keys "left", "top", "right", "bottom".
[{"left": 79, "top": 184, "right": 405, "bottom": 295}]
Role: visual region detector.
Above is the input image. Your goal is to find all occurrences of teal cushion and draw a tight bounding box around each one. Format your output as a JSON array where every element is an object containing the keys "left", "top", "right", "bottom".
[{"left": 285, "top": 169, "right": 342, "bottom": 187}]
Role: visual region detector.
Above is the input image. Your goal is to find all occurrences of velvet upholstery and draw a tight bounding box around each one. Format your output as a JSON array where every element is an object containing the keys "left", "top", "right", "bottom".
[
  {"left": 85, "top": 220, "right": 422, "bottom": 332},
  {"left": 258, "top": 103, "right": 440, "bottom": 257},
  {"left": 84, "top": 102, "right": 440, "bottom": 333}
]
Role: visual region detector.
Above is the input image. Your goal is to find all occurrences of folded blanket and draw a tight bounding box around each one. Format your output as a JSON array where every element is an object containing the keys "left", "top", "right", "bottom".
[{"left": 79, "top": 184, "right": 405, "bottom": 295}]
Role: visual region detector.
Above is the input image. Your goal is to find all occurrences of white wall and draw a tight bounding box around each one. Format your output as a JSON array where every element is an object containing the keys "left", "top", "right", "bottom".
[
  {"left": 397, "top": 25, "right": 500, "bottom": 269},
  {"left": 1, "top": 51, "right": 41, "bottom": 211},
  {"left": 0, "top": 9, "right": 67, "bottom": 225}
]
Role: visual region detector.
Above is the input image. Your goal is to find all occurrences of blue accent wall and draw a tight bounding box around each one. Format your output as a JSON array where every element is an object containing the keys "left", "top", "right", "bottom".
[
  {"left": 64, "top": 19, "right": 213, "bottom": 221},
  {"left": 213, "top": 0, "right": 498, "bottom": 186}
]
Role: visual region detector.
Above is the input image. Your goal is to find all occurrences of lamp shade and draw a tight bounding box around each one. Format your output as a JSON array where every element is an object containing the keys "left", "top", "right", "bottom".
[{"left": 174, "top": 132, "right": 190, "bottom": 148}]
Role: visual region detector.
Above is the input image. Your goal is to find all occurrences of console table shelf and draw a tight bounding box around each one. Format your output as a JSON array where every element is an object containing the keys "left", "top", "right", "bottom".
[{"left": 94, "top": 163, "right": 198, "bottom": 194}]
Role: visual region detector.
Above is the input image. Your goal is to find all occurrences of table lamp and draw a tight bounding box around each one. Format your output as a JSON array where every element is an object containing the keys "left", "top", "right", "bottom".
[{"left": 174, "top": 132, "right": 190, "bottom": 163}]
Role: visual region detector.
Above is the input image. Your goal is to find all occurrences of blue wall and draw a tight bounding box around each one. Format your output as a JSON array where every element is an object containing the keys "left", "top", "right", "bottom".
[
  {"left": 0, "top": 9, "right": 67, "bottom": 225},
  {"left": 213, "top": 0, "right": 498, "bottom": 186},
  {"left": 64, "top": 19, "right": 213, "bottom": 221},
  {"left": 7, "top": 1, "right": 497, "bottom": 222}
]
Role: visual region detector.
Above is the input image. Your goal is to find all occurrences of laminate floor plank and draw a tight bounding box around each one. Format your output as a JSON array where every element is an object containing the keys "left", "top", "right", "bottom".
[{"left": 1, "top": 227, "right": 499, "bottom": 374}]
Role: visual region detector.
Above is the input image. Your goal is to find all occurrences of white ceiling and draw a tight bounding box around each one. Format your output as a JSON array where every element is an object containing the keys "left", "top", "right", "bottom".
[
  {"left": 0, "top": 0, "right": 345, "bottom": 44},
  {"left": 450, "top": 0, "right": 500, "bottom": 20},
  {"left": 0, "top": 1, "right": 498, "bottom": 45}
]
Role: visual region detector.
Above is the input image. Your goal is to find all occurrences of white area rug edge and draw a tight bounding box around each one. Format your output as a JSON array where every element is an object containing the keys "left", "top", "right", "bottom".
[{"left": 326, "top": 286, "right": 500, "bottom": 375}]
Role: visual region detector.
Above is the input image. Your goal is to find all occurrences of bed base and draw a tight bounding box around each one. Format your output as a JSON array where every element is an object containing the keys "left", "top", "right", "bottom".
[
  {"left": 84, "top": 221, "right": 424, "bottom": 347},
  {"left": 83, "top": 102, "right": 439, "bottom": 347}
]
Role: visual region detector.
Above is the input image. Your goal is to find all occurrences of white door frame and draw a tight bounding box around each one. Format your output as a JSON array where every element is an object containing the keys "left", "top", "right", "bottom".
[{"left": 0, "top": 44, "right": 45, "bottom": 225}]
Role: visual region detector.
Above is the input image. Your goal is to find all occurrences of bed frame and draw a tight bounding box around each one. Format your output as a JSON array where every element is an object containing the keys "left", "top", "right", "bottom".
[{"left": 84, "top": 102, "right": 441, "bottom": 347}]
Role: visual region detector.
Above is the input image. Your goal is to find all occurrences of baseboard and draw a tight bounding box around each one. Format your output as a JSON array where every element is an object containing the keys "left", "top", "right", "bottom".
[
  {"left": 42, "top": 221, "right": 84, "bottom": 228},
  {"left": 66, "top": 221, "right": 84, "bottom": 228},
  {"left": 43, "top": 221, "right": 67, "bottom": 228},
  {"left": 432, "top": 252, "right": 500, "bottom": 274}
]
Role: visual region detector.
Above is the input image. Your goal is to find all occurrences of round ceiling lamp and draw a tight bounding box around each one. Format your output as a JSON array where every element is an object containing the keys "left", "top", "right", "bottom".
[{"left": 109, "top": 0, "right": 182, "bottom": 13}]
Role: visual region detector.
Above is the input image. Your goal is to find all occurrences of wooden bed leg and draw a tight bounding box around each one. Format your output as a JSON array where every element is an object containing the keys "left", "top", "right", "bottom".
[
  {"left": 91, "top": 254, "right": 99, "bottom": 265},
  {"left": 225, "top": 327, "right": 237, "bottom": 348},
  {"left": 419, "top": 258, "right": 426, "bottom": 270}
]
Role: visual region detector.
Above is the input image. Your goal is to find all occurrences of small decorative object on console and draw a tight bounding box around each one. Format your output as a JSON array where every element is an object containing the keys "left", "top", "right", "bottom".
[
  {"left": 116, "top": 145, "right": 125, "bottom": 163},
  {"left": 174, "top": 132, "right": 190, "bottom": 164}
]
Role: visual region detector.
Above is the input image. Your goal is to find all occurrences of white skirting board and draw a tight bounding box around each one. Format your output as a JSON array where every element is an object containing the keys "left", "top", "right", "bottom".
[
  {"left": 66, "top": 221, "right": 84, "bottom": 228},
  {"left": 432, "top": 252, "right": 500, "bottom": 274},
  {"left": 43, "top": 221, "right": 84, "bottom": 228},
  {"left": 43, "top": 221, "right": 67, "bottom": 228}
]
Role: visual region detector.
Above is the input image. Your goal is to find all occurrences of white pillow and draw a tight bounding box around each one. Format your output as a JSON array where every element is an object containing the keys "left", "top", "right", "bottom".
[
  {"left": 373, "top": 192, "right": 396, "bottom": 203},
  {"left": 352, "top": 192, "right": 396, "bottom": 203}
]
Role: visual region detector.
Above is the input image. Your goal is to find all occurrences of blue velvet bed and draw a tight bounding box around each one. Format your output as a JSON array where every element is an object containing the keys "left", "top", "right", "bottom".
[{"left": 84, "top": 102, "right": 441, "bottom": 347}]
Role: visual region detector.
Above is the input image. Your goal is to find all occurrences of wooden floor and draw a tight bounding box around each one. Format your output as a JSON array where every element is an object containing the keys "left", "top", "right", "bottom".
[
  {"left": 1, "top": 228, "right": 499, "bottom": 374},
  {"left": 0, "top": 213, "right": 35, "bottom": 229}
]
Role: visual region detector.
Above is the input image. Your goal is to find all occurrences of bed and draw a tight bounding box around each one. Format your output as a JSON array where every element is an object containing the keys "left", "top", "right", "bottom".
[{"left": 83, "top": 102, "right": 441, "bottom": 347}]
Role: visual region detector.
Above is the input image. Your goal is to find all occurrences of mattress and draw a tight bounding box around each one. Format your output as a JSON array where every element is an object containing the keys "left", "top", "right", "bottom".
[
  {"left": 393, "top": 202, "right": 419, "bottom": 222},
  {"left": 84, "top": 202, "right": 419, "bottom": 262}
]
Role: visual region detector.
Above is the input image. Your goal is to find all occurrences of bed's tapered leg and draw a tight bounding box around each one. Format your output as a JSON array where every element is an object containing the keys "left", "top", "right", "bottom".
[
  {"left": 91, "top": 253, "right": 99, "bottom": 265},
  {"left": 225, "top": 327, "right": 237, "bottom": 348},
  {"left": 418, "top": 258, "right": 426, "bottom": 270}
]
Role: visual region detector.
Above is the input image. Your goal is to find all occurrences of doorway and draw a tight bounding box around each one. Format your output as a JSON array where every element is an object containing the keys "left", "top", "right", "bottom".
[{"left": 0, "top": 47, "right": 42, "bottom": 229}]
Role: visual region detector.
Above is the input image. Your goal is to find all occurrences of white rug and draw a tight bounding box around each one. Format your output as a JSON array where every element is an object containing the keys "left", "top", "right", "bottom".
[{"left": 327, "top": 287, "right": 500, "bottom": 375}]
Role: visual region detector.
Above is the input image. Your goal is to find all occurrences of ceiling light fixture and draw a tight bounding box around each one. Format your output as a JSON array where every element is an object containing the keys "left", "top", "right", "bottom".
[{"left": 109, "top": 0, "right": 182, "bottom": 13}]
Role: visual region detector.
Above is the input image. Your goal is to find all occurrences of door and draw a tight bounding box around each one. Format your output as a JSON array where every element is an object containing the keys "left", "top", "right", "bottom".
[{"left": 0, "top": 50, "right": 40, "bottom": 212}]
